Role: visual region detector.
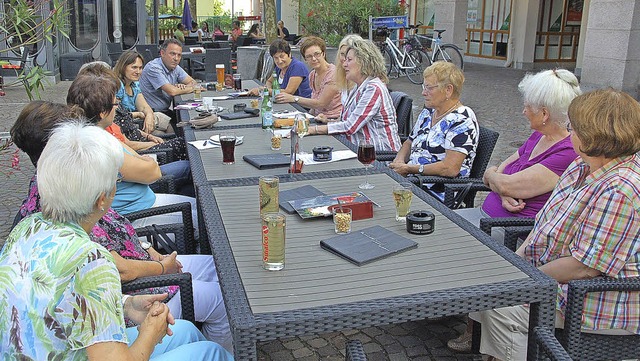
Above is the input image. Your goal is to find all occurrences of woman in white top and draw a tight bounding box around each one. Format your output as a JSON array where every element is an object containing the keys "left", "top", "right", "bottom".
[{"left": 187, "top": 21, "right": 203, "bottom": 42}]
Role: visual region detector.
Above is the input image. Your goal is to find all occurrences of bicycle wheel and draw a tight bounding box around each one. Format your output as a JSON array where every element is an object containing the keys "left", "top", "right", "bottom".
[
  {"left": 405, "top": 49, "right": 430, "bottom": 84},
  {"left": 434, "top": 45, "right": 464, "bottom": 69}
]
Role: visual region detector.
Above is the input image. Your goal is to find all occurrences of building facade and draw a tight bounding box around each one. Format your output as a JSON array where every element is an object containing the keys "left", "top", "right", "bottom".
[{"left": 410, "top": 0, "right": 640, "bottom": 96}]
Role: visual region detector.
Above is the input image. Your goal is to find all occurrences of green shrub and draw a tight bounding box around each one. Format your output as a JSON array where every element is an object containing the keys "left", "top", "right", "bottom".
[{"left": 300, "top": 0, "right": 404, "bottom": 46}]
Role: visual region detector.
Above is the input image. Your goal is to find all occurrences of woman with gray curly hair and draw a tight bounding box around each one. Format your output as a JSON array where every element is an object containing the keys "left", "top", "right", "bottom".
[{"left": 307, "top": 38, "right": 401, "bottom": 152}]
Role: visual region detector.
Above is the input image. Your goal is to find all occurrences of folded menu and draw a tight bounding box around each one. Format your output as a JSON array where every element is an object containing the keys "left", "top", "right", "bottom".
[
  {"left": 320, "top": 225, "right": 418, "bottom": 266},
  {"left": 279, "top": 185, "right": 325, "bottom": 214},
  {"left": 243, "top": 154, "right": 291, "bottom": 169}
]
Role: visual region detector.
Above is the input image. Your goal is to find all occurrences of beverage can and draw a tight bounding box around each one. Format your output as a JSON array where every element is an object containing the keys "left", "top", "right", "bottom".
[
  {"left": 261, "top": 212, "right": 285, "bottom": 270},
  {"left": 259, "top": 176, "right": 279, "bottom": 215}
]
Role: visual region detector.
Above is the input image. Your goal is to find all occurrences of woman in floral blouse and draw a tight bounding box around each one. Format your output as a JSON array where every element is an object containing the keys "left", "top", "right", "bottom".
[
  {"left": 11, "top": 100, "right": 232, "bottom": 353},
  {"left": 1, "top": 122, "right": 232, "bottom": 360}
]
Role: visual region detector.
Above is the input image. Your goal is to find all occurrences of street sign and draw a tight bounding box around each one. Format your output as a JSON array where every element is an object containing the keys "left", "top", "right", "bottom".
[
  {"left": 238, "top": 16, "right": 261, "bottom": 21},
  {"left": 371, "top": 15, "right": 408, "bottom": 29}
]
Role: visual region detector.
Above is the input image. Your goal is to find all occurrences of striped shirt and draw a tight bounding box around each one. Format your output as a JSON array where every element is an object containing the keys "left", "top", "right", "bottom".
[
  {"left": 327, "top": 77, "right": 401, "bottom": 152},
  {"left": 524, "top": 153, "right": 640, "bottom": 334}
]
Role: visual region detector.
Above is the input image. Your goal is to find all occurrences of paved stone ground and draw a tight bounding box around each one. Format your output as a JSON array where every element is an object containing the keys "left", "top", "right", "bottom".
[{"left": 0, "top": 62, "right": 533, "bottom": 360}]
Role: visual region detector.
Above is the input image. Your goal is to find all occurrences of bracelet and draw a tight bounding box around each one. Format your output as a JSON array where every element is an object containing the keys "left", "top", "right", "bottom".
[
  {"left": 315, "top": 125, "right": 319, "bottom": 134},
  {"left": 156, "top": 260, "right": 165, "bottom": 274},
  {"left": 121, "top": 294, "right": 131, "bottom": 308}
]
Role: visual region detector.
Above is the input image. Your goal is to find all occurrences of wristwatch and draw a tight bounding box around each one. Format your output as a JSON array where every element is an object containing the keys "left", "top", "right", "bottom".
[
  {"left": 293, "top": 96, "right": 299, "bottom": 103},
  {"left": 418, "top": 164, "right": 424, "bottom": 175}
]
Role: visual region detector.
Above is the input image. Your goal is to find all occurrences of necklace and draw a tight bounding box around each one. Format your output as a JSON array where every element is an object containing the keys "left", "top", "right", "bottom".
[{"left": 433, "top": 101, "right": 461, "bottom": 122}]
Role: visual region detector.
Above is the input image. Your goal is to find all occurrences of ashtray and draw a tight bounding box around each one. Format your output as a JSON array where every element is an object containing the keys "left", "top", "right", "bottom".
[{"left": 312, "top": 146, "right": 333, "bottom": 161}]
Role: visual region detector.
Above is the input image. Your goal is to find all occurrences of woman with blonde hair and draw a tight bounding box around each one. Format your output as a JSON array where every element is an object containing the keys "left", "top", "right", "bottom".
[
  {"left": 307, "top": 38, "right": 401, "bottom": 152},
  {"left": 334, "top": 34, "right": 363, "bottom": 103},
  {"left": 389, "top": 61, "right": 478, "bottom": 201}
]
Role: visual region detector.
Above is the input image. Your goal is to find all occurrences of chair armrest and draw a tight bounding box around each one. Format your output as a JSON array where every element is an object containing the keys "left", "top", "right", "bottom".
[
  {"left": 533, "top": 327, "right": 572, "bottom": 361},
  {"left": 479, "top": 217, "right": 535, "bottom": 251},
  {"left": 479, "top": 217, "right": 535, "bottom": 235},
  {"left": 138, "top": 149, "right": 168, "bottom": 164},
  {"left": 136, "top": 223, "right": 196, "bottom": 254},
  {"left": 376, "top": 151, "right": 397, "bottom": 162},
  {"left": 345, "top": 340, "right": 368, "bottom": 361},
  {"left": 124, "top": 201, "right": 193, "bottom": 235},
  {"left": 156, "top": 133, "right": 177, "bottom": 140},
  {"left": 443, "top": 182, "right": 489, "bottom": 209},
  {"left": 122, "top": 272, "right": 195, "bottom": 323},
  {"left": 564, "top": 277, "right": 640, "bottom": 339},
  {"left": 149, "top": 175, "right": 177, "bottom": 194}
]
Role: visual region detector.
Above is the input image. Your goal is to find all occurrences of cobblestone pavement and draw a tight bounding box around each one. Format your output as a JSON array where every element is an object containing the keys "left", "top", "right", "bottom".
[{"left": 0, "top": 62, "right": 533, "bottom": 360}]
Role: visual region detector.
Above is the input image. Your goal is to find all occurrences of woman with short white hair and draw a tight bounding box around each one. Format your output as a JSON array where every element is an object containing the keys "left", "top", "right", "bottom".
[{"left": 0, "top": 122, "right": 232, "bottom": 360}]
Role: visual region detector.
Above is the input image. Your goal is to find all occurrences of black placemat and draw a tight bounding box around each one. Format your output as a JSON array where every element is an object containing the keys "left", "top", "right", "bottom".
[
  {"left": 219, "top": 111, "right": 259, "bottom": 120},
  {"left": 279, "top": 185, "right": 325, "bottom": 214},
  {"left": 243, "top": 154, "right": 291, "bottom": 169},
  {"left": 320, "top": 225, "right": 418, "bottom": 266}
]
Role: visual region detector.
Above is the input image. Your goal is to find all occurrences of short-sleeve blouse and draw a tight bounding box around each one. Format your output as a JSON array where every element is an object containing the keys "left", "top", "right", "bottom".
[
  {"left": 308, "top": 63, "right": 341, "bottom": 118},
  {"left": 0, "top": 213, "right": 128, "bottom": 358},
  {"left": 408, "top": 106, "right": 479, "bottom": 200},
  {"left": 276, "top": 57, "right": 312, "bottom": 98}
]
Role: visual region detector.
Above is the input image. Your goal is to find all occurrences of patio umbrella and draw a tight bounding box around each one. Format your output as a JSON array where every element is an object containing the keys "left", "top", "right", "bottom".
[{"left": 182, "top": 0, "right": 193, "bottom": 31}]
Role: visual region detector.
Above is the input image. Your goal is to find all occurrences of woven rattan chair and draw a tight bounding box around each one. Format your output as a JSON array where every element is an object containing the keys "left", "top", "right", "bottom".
[
  {"left": 122, "top": 272, "right": 195, "bottom": 323},
  {"left": 561, "top": 277, "right": 640, "bottom": 360},
  {"left": 345, "top": 340, "right": 368, "bottom": 361},
  {"left": 472, "top": 221, "right": 640, "bottom": 361},
  {"left": 376, "top": 92, "right": 413, "bottom": 162},
  {"left": 125, "top": 202, "right": 197, "bottom": 254},
  {"left": 533, "top": 327, "right": 573, "bottom": 361}
]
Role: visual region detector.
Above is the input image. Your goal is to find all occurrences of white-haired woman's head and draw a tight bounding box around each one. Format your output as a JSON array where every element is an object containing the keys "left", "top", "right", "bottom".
[
  {"left": 38, "top": 121, "right": 124, "bottom": 223},
  {"left": 518, "top": 68, "right": 582, "bottom": 126}
]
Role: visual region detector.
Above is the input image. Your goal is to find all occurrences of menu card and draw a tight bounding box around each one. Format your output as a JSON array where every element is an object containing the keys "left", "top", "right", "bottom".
[{"left": 320, "top": 226, "right": 418, "bottom": 266}]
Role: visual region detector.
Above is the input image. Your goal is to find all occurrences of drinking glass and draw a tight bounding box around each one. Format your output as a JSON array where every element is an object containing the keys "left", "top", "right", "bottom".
[
  {"left": 332, "top": 208, "right": 352, "bottom": 234},
  {"left": 220, "top": 131, "right": 236, "bottom": 164},
  {"left": 261, "top": 212, "right": 286, "bottom": 271},
  {"left": 357, "top": 139, "right": 376, "bottom": 189},
  {"left": 392, "top": 182, "right": 413, "bottom": 222},
  {"left": 294, "top": 114, "right": 309, "bottom": 155}
]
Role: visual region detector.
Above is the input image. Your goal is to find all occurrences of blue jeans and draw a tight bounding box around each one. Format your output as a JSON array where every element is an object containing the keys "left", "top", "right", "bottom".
[
  {"left": 160, "top": 160, "right": 191, "bottom": 185},
  {"left": 126, "top": 319, "right": 233, "bottom": 360},
  {"left": 160, "top": 160, "right": 193, "bottom": 196}
]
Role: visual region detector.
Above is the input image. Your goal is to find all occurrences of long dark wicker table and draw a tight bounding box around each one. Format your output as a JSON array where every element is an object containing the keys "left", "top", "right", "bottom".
[{"left": 198, "top": 170, "right": 556, "bottom": 360}]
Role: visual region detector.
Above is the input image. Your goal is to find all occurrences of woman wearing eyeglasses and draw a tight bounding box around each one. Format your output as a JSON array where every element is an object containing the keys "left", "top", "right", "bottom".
[
  {"left": 275, "top": 36, "right": 341, "bottom": 121},
  {"left": 388, "top": 61, "right": 479, "bottom": 201}
]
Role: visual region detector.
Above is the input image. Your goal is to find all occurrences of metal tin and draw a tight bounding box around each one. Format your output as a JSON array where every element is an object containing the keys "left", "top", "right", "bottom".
[
  {"left": 312, "top": 146, "right": 333, "bottom": 161},
  {"left": 406, "top": 210, "right": 435, "bottom": 234}
]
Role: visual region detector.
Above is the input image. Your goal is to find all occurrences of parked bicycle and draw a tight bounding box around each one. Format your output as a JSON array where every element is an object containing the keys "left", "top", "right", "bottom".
[
  {"left": 375, "top": 26, "right": 429, "bottom": 85},
  {"left": 413, "top": 30, "right": 464, "bottom": 69}
]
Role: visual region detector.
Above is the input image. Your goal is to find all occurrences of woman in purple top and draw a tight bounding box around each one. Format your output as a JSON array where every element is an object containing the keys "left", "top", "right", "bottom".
[
  {"left": 248, "top": 39, "right": 312, "bottom": 98},
  {"left": 448, "top": 68, "right": 581, "bottom": 353}
]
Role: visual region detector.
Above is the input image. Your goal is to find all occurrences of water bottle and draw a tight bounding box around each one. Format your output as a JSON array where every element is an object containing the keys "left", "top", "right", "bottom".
[
  {"left": 271, "top": 70, "right": 280, "bottom": 98},
  {"left": 261, "top": 88, "right": 273, "bottom": 129}
]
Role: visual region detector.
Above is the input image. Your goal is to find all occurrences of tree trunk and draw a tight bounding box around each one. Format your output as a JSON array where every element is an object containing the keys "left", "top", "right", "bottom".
[{"left": 264, "top": 0, "right": 277, "bottom": 43}]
